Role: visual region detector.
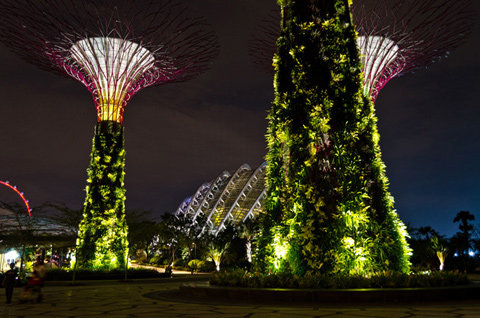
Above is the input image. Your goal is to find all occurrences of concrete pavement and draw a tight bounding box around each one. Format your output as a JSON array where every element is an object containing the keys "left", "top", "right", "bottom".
[{"left": 1, "top": 277, "right": 480, "bottom": 317}]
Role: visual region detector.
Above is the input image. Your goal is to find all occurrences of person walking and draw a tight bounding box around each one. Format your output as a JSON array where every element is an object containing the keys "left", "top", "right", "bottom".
[
  {"left": 33, "top": 258, "right": 46, "bottom": 280},
  {"left": 2, "top": 263, "right": 17, "bottom": 304},
  {"left": 33, "top": 258, "right": 46, "bottom": 302}
]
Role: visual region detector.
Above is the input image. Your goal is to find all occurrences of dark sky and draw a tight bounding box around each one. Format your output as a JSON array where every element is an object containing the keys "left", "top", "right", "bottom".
[{"left": 0, "top": 0, "right": 479, "bottom": 237}]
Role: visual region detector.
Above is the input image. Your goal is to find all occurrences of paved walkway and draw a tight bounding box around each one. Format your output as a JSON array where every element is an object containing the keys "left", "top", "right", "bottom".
[{"left": 1, "top": 277, "right": 480, "bottom": 317}]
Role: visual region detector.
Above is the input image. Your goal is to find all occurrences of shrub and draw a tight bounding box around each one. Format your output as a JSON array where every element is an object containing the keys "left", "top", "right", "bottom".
[
  {"left": 188, "top": 259, "right": 203, "bottom": 273},
  {"left": 210, "top": 269, "right": 469, "bottom": 289},
  {"left": 198, "top": 261, "right": 215, "bottom": 272},
  {"left": 173, "top": 258, "right": 186, "bottom": 267},
  {"left": 149, "top": 254, "right": 167, "bottom": 265}
]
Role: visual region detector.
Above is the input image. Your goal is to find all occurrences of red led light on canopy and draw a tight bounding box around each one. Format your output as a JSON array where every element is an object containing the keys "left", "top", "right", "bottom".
[{"left": 0, "top": 180, "right": 32, "bottom": 216}]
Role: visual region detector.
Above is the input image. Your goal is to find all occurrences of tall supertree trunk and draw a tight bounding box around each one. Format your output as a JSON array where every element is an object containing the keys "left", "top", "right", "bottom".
[
  {"left": 75, "top": 121, "right": 128, "bottom": 269},
  {"left": 256, "top": 0, "right": 411, "bottom": 275}
]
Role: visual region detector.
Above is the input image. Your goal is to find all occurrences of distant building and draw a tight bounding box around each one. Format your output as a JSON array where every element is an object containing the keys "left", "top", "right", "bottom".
[{"left": 175, "top": 163, "right": 266, "bottom": 235}]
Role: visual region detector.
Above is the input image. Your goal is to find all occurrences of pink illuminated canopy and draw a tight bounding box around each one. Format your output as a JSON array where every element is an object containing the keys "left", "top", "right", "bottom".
[{"left": 0, "top": 0, "right": 219, "bottom": 124}]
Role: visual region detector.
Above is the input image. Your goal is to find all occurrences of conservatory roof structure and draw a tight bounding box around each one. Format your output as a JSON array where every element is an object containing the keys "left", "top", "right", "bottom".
[{"left": 175, "top": 163, "right": 267, "bottom": 235}]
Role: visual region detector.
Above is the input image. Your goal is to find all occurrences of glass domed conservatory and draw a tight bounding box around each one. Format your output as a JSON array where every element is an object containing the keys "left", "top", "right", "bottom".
[{"left": 175, "top": 163, "right": 266, "bottom": 235}]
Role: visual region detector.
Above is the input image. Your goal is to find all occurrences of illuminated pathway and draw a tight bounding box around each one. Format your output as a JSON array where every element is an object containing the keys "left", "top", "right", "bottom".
[{"left": 1, "top": 277, "right": 480, "bottom": 317}]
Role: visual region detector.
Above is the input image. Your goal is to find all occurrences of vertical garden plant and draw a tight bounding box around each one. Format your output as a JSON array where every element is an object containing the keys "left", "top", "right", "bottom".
[{"left": 257, "top": 0, "right": 411, "bottom": 275}]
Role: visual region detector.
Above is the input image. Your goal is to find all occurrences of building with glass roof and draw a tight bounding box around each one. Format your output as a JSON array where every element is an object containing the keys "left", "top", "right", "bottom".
[{"left": 175, "top": 163, "right": 266, "bottom": 235}]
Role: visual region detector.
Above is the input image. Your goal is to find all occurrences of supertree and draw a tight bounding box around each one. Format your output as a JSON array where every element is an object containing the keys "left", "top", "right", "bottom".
[
  {"left": 250, "top": 0, "right": 475, "bottom": 102},
  {"left": 254, "top": 0, "right": 474, "bottom": 276},
  {"left": 0, "top": 0, "right": 218, "bottom": 269}
]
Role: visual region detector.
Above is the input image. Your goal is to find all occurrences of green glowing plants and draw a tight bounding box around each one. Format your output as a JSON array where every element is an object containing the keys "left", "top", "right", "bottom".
[
  {"left": 210, "top": 269, "right": 469, "bottom": 289},
  {"left": 256, "top": 0, "right": 411, "bottom": 276},
  {"left": 75, "top": 122, "right": 128, "bottom": 269}
]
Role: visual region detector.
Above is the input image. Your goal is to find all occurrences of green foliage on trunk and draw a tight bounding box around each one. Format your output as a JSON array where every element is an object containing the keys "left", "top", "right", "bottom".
[
  {"left": 75, "top": 121, "right": 128, "bottom": 270},
  {"left": 256, "top": 0, "right": 411, "bottom": 275}
]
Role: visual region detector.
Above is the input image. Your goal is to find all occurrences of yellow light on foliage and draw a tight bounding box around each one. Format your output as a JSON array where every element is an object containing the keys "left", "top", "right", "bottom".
[{"left": 272, "top": 228, "right": 289, "bottom": 270}]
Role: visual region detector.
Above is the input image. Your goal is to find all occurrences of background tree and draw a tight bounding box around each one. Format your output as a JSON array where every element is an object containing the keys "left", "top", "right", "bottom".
[
  {"left": 473, "top": 239, "right": 480, "bottom": 258},
  {"left": 40, "top": 202, "right": 82, "bottom": 241},
  {"left": 178, "top": 214, "right": 207, "bottom": 262},
  {"left": 257, "top": 0, "right": 410, "bottom": 275},
  {"left": 417, "top": 226, "right": 439, "bottom": 241},
  {"left": 125, "top": 210, "right": 160, "bottom": 261},
  {"left": 238, "top": 218, "right": 260, "bottom": 264},
  {"left": 38, "top": 202, "right": 83, "bottom": 270},
  {"left": 407, "top": 226, "right": 439, "bottom": 270},
  {"left": 154, "top": 213, "right": 205, "bottom": 266},
  {"left": 157, "top": 214, "right": 184, "bottom": 267},
  {"left": 0, "top": 201, "right": 36, "bottom": 276},
  {"left": 453, "top": 210, "right": 475, "bottom": 256}
]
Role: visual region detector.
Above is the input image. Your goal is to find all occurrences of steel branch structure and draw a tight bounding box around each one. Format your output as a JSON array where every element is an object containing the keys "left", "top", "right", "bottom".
[
  {"left": 0, "top": 0, "right": 218, "bottom": 269},
  {"left": 250, "top": 0, "right": 475, "bottom": 102},
  {"left": 0, "top": 0, "right": 219, "bottom": 123}
]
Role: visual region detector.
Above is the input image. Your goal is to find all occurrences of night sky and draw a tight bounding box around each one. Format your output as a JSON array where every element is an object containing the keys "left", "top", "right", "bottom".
[{"left": 0, "top": 0, "right": 479, "bottom": 237}]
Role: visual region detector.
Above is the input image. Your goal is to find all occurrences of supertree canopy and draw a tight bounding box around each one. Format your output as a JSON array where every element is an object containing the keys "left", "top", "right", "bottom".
[
  {"left": 0, "top": 0, "right": 218, "bottom": 269},
  {"left": 250, "top": 0, "right": 475, "bottom": 102},
  {"left": 0, "top": 0, "right": 218, "bottom": 123}
]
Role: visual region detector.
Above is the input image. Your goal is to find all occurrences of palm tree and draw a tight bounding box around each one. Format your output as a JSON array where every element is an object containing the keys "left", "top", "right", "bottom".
[
  {"left": 453, "top": 210, "right": 475, "bottom": 256},
  {"left": 418, "top": 226, "right": 439, "bottom": 240},
  {"left": 205, "top": 238, "right": 230, "bottom": 271},
  {"left": 430, "top": 236, "right": 448, "bottom": 271},
  {"left": 454, "top": 211, "right": 475, "bottom": 234},
  {"left": 238, "top": 218, "right": 259, "bottom": 263}
]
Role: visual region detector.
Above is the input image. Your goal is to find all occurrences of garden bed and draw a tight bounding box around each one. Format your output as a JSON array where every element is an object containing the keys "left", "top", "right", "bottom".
[{"left": 210, "top": 269, "right": 469, "bottom": 289}]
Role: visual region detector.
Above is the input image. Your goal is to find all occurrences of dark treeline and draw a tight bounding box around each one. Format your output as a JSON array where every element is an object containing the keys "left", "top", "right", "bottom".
[
  {"left": 408, "top": 211, "right": 479, "bottom": 272},
  {"left": 1, "top": 201, "right": 479, "bottom": 273}
]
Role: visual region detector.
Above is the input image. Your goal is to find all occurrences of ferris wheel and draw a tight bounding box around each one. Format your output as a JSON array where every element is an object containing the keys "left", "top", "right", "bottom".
[{"left": 0, "top": 180, "right": 32, "bottom": 216}]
